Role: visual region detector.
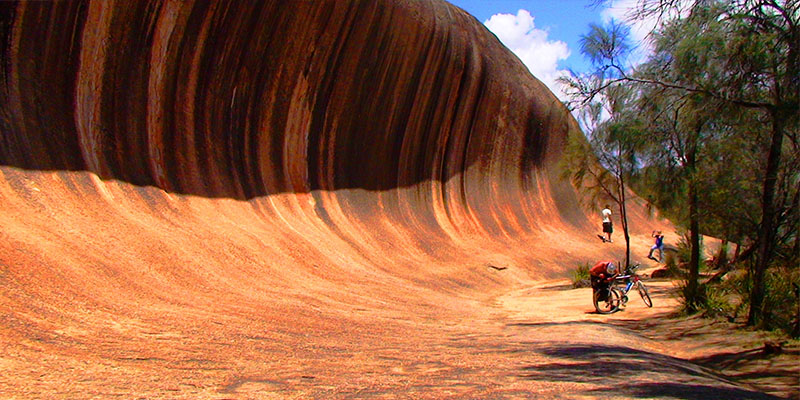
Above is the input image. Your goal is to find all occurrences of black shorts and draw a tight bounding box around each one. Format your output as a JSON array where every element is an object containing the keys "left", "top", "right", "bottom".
[{"left": 603, "top": 221, "right": 613, "bottom": 233}]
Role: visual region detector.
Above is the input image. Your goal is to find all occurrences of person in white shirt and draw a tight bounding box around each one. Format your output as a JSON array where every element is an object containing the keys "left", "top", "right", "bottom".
[{"left": 602, "top": 205, "right": 613, "bottom": 242}]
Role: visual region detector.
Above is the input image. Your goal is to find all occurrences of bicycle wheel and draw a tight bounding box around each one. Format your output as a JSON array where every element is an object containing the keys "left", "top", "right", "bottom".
[
  {"left": 612, "top": 287, "right": 626, "bottom": 308},
  {"left": 637, "top": 281, "right": 653, "bottom": 307},
  {"left": 594, "top": 287, "right": 621, "bottom": 314}
]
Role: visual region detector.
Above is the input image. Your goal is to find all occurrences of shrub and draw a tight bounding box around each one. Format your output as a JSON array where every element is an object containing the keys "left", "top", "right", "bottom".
[
  {"left": 675, "top": 278, "right": 706, "bottom": 315},
  {"left": 720, "top": 268, "right": 752, "bottom": 320},
  {"left": 709, "top": 241, "right": 730, "bottom": 270},
  {"left": 673, "top": 236, "right": 799, "bottom": 336},
  {"left": 675, "top": 230, "right": 692, "bottom": 264},
  {"left": 714, "top": 264, "right": 800, "bottom": 336},
  {"left": 571, "top": 263, "right": 592, "bottom": 288},
  {"left": 674, "top": 229, "right": 708, "bottom": 271},
  {"left": 700, "top": 283, "right": 735, "bottom": 319},
  {"left": 663, "top": 251, "right": 684, "bottom": 278},
  {"left": 760, "top": 267, "right": 800, "bottom": 336}
]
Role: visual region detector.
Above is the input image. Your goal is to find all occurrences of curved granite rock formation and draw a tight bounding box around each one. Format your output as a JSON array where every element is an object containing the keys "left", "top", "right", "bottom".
[
  {"left": 2, "top": 0, "right": 572, "bottom": 197},
  {"left": 0, "top": 0, "right": 600, "bottom": 259},
  {"left": 0, "top": 1, "right": 686, "bottom": 397}
]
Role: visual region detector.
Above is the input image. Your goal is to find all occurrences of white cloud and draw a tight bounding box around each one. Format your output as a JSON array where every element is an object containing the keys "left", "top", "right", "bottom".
[
  {"left": 600, "top": 0, "right": 690, "bottom": 65},
  {"left": 484, "top": 10, "right": 571, "bottom": 100},
  {"left": 600, "top": 0, "right": 654, "bottom": 45},
  {"left": 600, "top": 0, "right": 656, "bottom": 66}
]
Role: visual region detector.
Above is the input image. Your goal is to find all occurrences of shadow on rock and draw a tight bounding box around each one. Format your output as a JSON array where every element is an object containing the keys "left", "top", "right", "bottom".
[
  {"left": 519, "top": 345, "right": 781, "bottom": 399},
  {"left": 587, "top": 382, "right": 782, "bottom": 400}
]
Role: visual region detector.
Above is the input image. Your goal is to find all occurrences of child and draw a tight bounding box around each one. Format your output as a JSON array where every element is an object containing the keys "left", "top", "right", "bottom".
[{"left": 648, "top": 230, "right": 665, "bottom": 262}]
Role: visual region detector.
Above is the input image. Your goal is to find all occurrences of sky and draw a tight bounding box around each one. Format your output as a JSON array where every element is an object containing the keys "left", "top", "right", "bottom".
[{"left": 447, "top": 0, "right": 655, "bottom": 100}]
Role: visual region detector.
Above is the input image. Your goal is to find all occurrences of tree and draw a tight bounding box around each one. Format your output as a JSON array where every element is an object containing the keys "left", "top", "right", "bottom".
[
  {"left": 576, "top": 0, "right": 799, "bottom": 325},
  {"left": 635, "top": 89, "right": 717, "bottom": 311},
  {"left": 648, "top": 0, "right": 798, "bottom": 326},
  {"left": 560, "top": 21, "right": 647, "bottom": 268}
]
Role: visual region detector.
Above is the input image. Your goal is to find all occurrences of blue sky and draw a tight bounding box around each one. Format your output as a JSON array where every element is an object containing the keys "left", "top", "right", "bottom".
[
  {"left": 448, "top": 0, "right": 603, "bottom": 72},
  {"left": 446, "top": 0, "right": 652, "bottom": 99}
]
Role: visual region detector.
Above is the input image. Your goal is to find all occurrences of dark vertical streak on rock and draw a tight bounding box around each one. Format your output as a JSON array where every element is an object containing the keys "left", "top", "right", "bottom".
[
  {"left": 0, "top": 2, "right": 20, "bottom": 166},
  {"left": 102, "top": 1, "right": 161, "bottom": 186},
  {"left": 522, "top": 105, "right": 548, "bottom": 175},
  {"left": 0, "top": 0, "right": 585, "bottom": 243},
  {"left": 458, "top": 56, "right": 487, "bottom": 214},
  {"left": 306, "top": 1, "right": 361, "bottom": 192},
  {"left": 1, "top": 2, "right": 87, "bottom": 171}
]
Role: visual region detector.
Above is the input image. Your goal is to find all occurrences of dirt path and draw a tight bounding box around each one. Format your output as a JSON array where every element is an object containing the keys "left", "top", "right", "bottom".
[
  {"left": 495, "top": 274, "right": 798, "bottom": 399},
  {"left": 6, "top": 270, "right": 795, "bottom": 399}
]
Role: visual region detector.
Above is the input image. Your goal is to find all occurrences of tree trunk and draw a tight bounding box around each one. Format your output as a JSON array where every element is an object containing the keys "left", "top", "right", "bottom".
[
  {"left": 682, "top": 126, "right": 702, "bottom": 312},
  {"left": 687, "top": 176, "right": 702, "bottom": 312},
  {"left": 716, "top": 240, "right": 728, "bottom": 268},
  {"left": 619, "top": 174, "right": 631, "bottom": 268},
  {"left": 794, "top": 230, "right": 800, "bottom": 266},
  {"left": 792, "top": 189, "right": 800, "bottom": 266},
  {"left": 623, "top": 215, "right": 631, "bottom": 268},
  {"left": 748, "top": 110, "right": 785, "bottom": 327}
]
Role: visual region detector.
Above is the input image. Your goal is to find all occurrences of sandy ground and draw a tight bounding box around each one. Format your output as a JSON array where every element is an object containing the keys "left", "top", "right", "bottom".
[
  {"left": 497, "top": 272, "right": 799, "bottom": 400},
  {"left": 5, "top": 265, "right": 795, "bottom": 399}
]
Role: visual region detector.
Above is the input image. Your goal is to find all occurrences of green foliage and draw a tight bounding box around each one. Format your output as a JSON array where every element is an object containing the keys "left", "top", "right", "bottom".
[
  {"left": 663, "top": 251, "right": 683, "bottom": 278},
  {"left": 581, "top": 21, "right": 631, "bottom": 70},
  {"left": 676, "top": 278, "right": 706, "bottom": 315},
  {"left": 570, "top": 263, "right": 592, "bottom": 288},
  {"left": 762, "top": 269, "right": 799, "bottom": 335},
  {"left": 697, "top": 121, "right": 763, "bottom": 243},
  {"left": 699, "top": 264, "right": 800, "bottom": 337},
  {"left": 700, "top": 284, "right": 735, "bottom": 319},
  {"left": 709, "top": 241, "right": 729, "bottom": 269},
  {"left": 678, "top": 272, "right": 735, "bottom": 318},
  {"left": 559, "top": 38, "right": 651, "bottom": 268},
  {"left": 673, "top": 229, "right": 714, "bottom": 313},
  {"left": 722, "top": 268, "right": 753, "bottom": 320},
  {"left": 674, "top": 230, "right": 707, "bottom": 271},
  {"left": 567, "top": 0, "right": 799, "bottom": 327},
  {"left": 674, "top": 231, "right": 692, "bottom": 265},
  {"left": 745, "top": 267, "right": 800, "bottom": 336}
]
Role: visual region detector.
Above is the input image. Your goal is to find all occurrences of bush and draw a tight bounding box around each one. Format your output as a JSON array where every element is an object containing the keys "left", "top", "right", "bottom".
[
  {"left": 672, "top": 235, "right": 799, "bottom": 337},
  {"left": 709, "top": 264, "right": 800, "bottom": 336},
  {"left": 675, "top": 278, "right": 706, "bottom": 314},
  {"left": 760, "top": 267, "right": 800, "bottom": 335},
  {"left": 675, "top": 230, "right": 691, "bottom": 263},
  {"left": 674, "top": 229, "right": 708, "bottom": 271},
  {"left": 709, "top": 241, "right": 730, "bottom": 270},
  {"left": 676, "top": 277, "right": 738, "bottom": 318},
  {"left": 720, "top": 268, "right": 752, "bottom": 320},
  {"left": 663, "top": 251, "right": 684, "bottom": 278},
  {"left": 700, "top": 284, "right": 735, "bottom": 319},
  {"left": 571, "top": 263, "right": 592, "bottom": 288}
]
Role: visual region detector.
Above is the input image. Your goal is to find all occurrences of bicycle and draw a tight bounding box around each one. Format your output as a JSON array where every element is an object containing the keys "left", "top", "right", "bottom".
[
  {"left": 592, "top": 263, "right": 652, "bottom": 314},
  {"left": 593, "top": 284, "right": 622, "bottom": 314},
  {"left": 614, "top": 263, "right": 653, "bottom": 308}
]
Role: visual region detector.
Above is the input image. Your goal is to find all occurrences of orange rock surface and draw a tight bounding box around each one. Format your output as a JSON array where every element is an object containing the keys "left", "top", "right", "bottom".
[{"left": 0, "top": 1, "right": 774, "bottom": 398}]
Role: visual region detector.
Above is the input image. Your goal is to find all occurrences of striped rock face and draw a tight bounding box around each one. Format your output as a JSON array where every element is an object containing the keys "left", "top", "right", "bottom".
[{"left": 0, "top": 1, "right": 674, "bottom": 398}]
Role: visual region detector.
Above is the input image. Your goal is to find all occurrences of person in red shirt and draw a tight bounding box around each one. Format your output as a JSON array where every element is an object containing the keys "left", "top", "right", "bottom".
[{"left": 590, "top": 260, "right": 618, "bottom": 300}]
